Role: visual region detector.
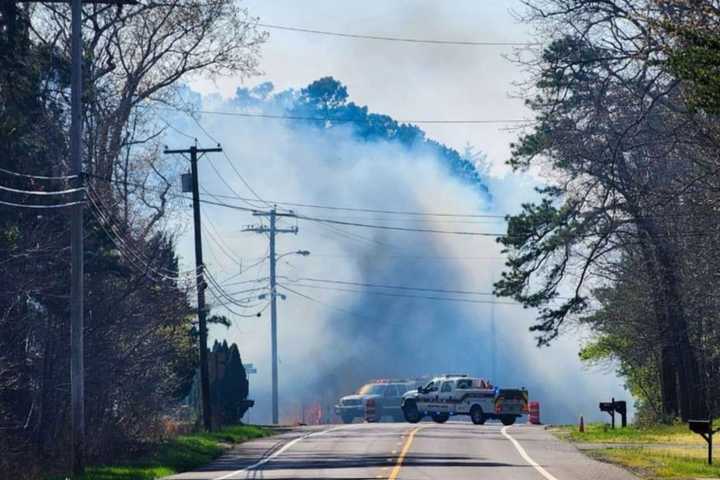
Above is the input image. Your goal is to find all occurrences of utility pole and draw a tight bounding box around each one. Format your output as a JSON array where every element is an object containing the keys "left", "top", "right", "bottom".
[
  {"left": 69, "top": 0, "right": 84, "bottom": 473},
  {"left": 490, "top": 298, "right": 497, "bottom": 382},
  {"left": 490, "top": 271, "right": 497, "bottom": 383},
  {"left": 165, "top": 143, "right": 222, "bottom": 431},
  {"left": 244, "top": 207, "right": 298, "bottom": 424}
]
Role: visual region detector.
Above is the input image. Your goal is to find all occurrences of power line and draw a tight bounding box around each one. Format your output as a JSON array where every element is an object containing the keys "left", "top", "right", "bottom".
[
  {"left": 257, "top": 22, "right": 540, "bottom": 47},
  {"left": 0, "top": 199, "right": 85, "bottom": 209},
  {"left": 291, "top": 276, "right": 496, "bottom": 296},
  {"left": 309, "top": 253, "right": 505, "bottom": 261},
  {"left": 87, "top": 173, "right": 508, "bottom": 237},
  {"left": 0, "top": 166, "right": 79, "bottom": 180},
  {"left": 192, "top": 190, "right": 505, "bottom": 218},
  {"left": 285, "top": 282, "right": 520, "bottom": 306},
  {"left": 0, "top": 184, "right": 85, "bottom": 196},
  {"left": 294, "top": 213, "right": 505, "bottom": 237},
  {"left": 278, "top": 284, "right": 376, "bottom": 322},
  {"left": 87, "top": 189, "right": 201, "bottom": 283},
  {"left": 185, "top": 113, "right": 271, "bottom": 209},
  {"left": 165, "top": 107, "right": 530, "bottom": 125},
  {"left": 201, "top": 209, "right": 246, "bottom": 269}
]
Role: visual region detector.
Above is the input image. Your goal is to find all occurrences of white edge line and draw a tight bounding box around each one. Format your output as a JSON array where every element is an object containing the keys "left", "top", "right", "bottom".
[
  {"left": 214, "top": 426, "right": 346, "bottom": 480},
  {"left": 501, "top": 426, "right": 560, "bottom": 480}
]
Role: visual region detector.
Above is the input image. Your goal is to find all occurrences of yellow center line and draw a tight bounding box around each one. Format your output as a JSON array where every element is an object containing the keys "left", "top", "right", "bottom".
[{"left": 388, "top": 426, "right": 424, "bottom": 480}]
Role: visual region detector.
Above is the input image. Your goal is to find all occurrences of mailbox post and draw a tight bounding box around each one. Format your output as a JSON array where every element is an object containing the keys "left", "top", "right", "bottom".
[
  {"left": 689, "top": 420, "right": 719, "bottom": 465},
  {"left": 599, "top": 398, "right": 627, "bottom": 429},
  {"left": 599, "top": 401, "right": 615, "bottom": 429},
  {"left": 614, "top": 400, "right": 627, "bottom": 428}
]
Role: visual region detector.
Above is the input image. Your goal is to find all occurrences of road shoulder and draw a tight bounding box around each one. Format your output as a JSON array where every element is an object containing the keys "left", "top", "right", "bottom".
[
  {"left": 504, "top": 424, "right": 640, "bottom": 480},
  {"left": 161, "top": 425, "right": 324, "bottom": 480}
]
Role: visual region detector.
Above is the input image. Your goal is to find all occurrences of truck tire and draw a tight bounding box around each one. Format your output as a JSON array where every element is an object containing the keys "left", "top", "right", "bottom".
[
  {"left": 403, "top": 401, "right": 422, "bottom": 424},
  {"left": 431, "top": 413, "right": 449, "bottom": 423},
  {"left": 501, "top": 415, "right": 516, "bottom": 426},
  {"left": 341, "top": 415, "right": 354, "bottom": 424},
  {"left": 470, "top": 405, "right": 486, "bottom": 425}
]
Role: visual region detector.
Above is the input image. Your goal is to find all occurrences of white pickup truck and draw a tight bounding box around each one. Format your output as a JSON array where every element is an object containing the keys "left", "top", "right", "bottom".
[{"left": 400, "top": 375, "right": 528, "bottom": 426}]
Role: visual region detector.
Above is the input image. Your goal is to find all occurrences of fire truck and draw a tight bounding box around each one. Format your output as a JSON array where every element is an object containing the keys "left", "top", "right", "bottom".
[{"left": 400, "top": 374, "right": 528, "bottom": 426}]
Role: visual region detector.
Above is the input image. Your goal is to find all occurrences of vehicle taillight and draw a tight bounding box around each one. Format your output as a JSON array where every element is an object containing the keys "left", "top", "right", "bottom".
[{"left": 496, "top": 404, "right": 502, "bottom": 414}]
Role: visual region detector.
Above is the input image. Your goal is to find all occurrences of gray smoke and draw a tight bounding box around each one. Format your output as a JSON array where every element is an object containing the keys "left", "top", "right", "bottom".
[{"left": 166, "top": 82, "right": 631, "bottom": 425}]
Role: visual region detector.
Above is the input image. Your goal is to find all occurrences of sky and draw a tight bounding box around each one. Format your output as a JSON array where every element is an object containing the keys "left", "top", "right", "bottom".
[
  {"left": 172, "top": 0, "right": 632, "bottom": 425},
  {"left": 189, "top": 0, "right": 535, "bottom": 176}
]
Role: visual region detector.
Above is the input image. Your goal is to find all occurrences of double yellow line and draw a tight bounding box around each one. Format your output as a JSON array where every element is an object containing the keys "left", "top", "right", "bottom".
[{"left": 388, "top": 426, "right": 424, "bottom": 480}]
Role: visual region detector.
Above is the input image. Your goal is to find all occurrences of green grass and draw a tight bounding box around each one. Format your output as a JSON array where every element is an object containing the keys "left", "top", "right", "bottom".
[
  {"left": 554, "top": 422, "right": 720, "bottom": 478},
  {"left": 593, "top": 447, "right": 720, "bottom": 479},
  {"left": 50, "top": 425, "right": 273, "bottom": 480},
  {"left": 553, "top": 422, "right": 703, "bottom": 445}
]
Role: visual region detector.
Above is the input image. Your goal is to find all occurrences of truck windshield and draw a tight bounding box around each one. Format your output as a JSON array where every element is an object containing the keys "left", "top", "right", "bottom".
[{"left": 357, "top": 384, "right": 386, "bottom": 395}]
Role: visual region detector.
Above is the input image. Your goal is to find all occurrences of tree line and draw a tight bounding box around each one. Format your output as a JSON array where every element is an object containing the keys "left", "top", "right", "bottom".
[
  {"left": 496, "top": 0, "right": 720, "bottom": 422},
  {"left": 0, "top": 1, "right": 265, "bottom": 477}
]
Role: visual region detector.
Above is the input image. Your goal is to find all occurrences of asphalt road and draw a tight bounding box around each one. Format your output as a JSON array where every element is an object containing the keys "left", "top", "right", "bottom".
[{"left": 165, "top": 422, "right": 638, "bottom": 480}]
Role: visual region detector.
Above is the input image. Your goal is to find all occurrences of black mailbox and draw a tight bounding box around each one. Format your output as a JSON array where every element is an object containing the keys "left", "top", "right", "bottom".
[
  {"left": 690, "top": 420, "right": 712, "bottom": 435},
  {"left": 598, "top": 398, "right": 627, "bottom": 428},
  {"left": 689, "top": 419, "right": 718, "bottom": 465}
]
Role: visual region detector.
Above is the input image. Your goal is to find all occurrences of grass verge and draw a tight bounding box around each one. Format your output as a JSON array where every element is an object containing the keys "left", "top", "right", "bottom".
[
  {"left": 553, "top": 422, "right": 720, "bottom": 479},
  {"left": 592, "top": 447, "right": 720, "bottom": 479},
  {"left": 51, "top": 425, "right": 273, "bottom": 480},
  {"left": 553, "top": 422, "right": 703, "bottom": 445}
]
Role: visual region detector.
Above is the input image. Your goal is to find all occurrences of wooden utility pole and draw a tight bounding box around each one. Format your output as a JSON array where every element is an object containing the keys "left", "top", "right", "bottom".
[{"left": 165, "top": 143, "right": 222, "bottom": 431}]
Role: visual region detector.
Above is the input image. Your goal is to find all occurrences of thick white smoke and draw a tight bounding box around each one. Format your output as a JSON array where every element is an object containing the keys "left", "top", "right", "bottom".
[{"left": 166, "top": 83, "right": 631, "bottom": 425}]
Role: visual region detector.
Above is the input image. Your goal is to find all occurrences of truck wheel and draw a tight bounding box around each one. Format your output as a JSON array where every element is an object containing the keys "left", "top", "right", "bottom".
[
  {"left": 341, "top": 415, "right": 354, "bottom": 424},
  {"left": 431, "top": 413, "right": 449, "bottom": 424},
  {"left": 470, "top": 405, "right": 486, "bottom": 425},
  {"left": 403, "top": 402, "right": 422, "bottom": 424},
  {"left": 501, "top": 415, "right": 516, "bottom": 426}
]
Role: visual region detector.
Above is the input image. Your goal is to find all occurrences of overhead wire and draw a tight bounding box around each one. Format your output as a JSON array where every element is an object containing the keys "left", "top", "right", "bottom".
[
  {"left": 0, "top": 166, "right": 79, "bottom": 180},
  {"left": 278, "top": 284, "right": 376, "bottom": 322},
  {"left": 185, "top": 113, "right": 271, "bottom": 209},
  {"left": 284, "top": 282, "right": 521, "bottom": 306},
  {"left": 0, "top": 184, "right": 86, "bottom": 196},
  {"left": 294, "top": 212, "right": 505, "bottom": 237},
  {"left": 289, "top": 276, "right": 496, "bottom": 297},
  {"left": 0, "top": 199, "right": 85, "bottom": 209},
  {"left": 257, "top": 22, "right": 541, "bottom": 47},
  {"left": 86, "top": 186, "right": 201, "bottom": 283},
  {"left": 161, "top": 107, "right": 531, "bottom": 126},
  {"left": 201, "top": 209, "right": 246, "bottom": 269},
  {"left": 184, "top": 189, "right": 505, "bottom": 219}
]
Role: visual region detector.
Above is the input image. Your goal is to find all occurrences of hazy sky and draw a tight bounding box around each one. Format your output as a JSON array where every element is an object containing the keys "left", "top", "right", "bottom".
[{"left": 190, "top": 0, "right": 534, "bottom": 175}]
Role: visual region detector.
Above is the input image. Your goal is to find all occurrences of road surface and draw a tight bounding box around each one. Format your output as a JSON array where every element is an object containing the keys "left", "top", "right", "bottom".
[{"left": 165, "top": 422, "right": 637, "bottom": 480}]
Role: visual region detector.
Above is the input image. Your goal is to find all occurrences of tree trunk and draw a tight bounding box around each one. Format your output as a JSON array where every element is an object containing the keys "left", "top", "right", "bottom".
[{"left": 639, "top": 217, "right": 706, "bottom": 420}]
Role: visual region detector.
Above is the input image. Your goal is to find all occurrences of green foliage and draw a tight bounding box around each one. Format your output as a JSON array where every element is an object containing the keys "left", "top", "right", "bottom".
[
  {"left": 663, "top": 17, "right": 720, "bottom": 114},
  {"left": 210, "top": 341, "right": 250, "bottom": 426},
  {"left": 48, "top": 425, "right": 272, "bottom": 480}
]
